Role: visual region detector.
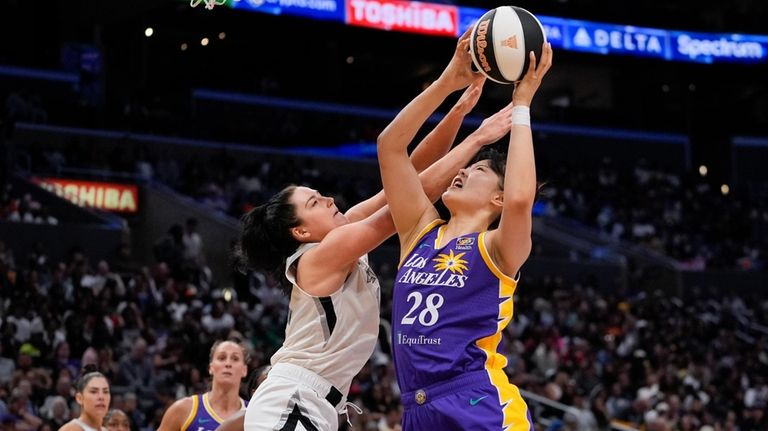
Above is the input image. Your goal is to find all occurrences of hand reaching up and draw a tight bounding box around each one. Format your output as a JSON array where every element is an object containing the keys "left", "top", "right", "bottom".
[
  {"left": 512, "top": 42, "right": 554, "bottom": 107},
  {"left": 437, "top": 26, "right": 483, "bottom": 93},
  {"left": 450, "top": 75, "right": 486, "bottom": 116}
]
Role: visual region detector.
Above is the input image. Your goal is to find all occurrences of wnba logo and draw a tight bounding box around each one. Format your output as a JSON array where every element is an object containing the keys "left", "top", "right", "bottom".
[{"left": 502, "top": 35, "right": 518, "bottom": 49}]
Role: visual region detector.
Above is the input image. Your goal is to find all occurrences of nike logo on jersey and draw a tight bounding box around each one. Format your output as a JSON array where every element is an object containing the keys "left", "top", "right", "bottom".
[{"left": 469, "top": 396, "right": 488, "bottom": 406}]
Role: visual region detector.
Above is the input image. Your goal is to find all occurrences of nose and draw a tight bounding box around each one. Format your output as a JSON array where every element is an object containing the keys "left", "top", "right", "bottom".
[
  {"left": 324, "top": 196, "right": 334, "bottom": 207},
  {"left": 458, "top": 168, "right": 468, "bottom": 177}
]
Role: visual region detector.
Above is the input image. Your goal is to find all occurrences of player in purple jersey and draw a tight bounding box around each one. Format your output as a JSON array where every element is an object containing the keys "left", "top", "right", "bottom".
[
  {"left": 378, "top": 30, "right": 553, "bottom": 430},
  {"left": 158, "top": 341, "right": 249, "bottom": 431},
  {"left": 236, "top": 73, "right": 515, "bottom": 430}
]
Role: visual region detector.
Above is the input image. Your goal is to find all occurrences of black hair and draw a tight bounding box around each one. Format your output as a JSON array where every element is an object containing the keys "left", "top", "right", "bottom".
[
  {"left": 469, "top": 147, "right": 507, "bottom": 191},
  {"left": 103, "top": 409, "right": 129, "bottom": 425},
  {"left": 76, "top": 364, "right": 107, "bottom": 392},
  {"left": 467, "top": 146, "right": 547, "bottom": 228},
  {"left": 235, "top": 185, "right": 300, "bottom": 291}
]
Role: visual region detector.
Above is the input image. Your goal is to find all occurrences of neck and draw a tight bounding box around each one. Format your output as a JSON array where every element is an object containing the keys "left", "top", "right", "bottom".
[
  {"left": 79, "top": 412, "right": 102, "bottom": 430},
  {"left": 444, "top": 213, "right": 491, "bottom": 238},
  {"left": 207, "top": 384, "right": 241, "bottom": 410}
]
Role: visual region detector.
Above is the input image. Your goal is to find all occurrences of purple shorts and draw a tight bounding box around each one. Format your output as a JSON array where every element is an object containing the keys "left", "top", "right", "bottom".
[{"left": 400, "top": 370, "right": 535, "bottom": 431}]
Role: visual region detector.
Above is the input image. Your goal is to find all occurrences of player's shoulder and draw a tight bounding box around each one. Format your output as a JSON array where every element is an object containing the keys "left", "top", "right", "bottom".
[
  {"left": 168, "top": 395, "right": 198, "bottom": 416},
  {"left": 59, "top": 420, "right": 84, "bottom": 431}
]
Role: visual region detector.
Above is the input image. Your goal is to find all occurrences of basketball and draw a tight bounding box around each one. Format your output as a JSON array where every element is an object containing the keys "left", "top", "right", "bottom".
[{"left": 469, "top": 6, "right": 548, "bottom": 84}]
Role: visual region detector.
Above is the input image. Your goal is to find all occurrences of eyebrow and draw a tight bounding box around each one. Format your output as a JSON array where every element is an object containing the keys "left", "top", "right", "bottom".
[{"left": 305, "top": 191, "right": 319, "bottom": 208}]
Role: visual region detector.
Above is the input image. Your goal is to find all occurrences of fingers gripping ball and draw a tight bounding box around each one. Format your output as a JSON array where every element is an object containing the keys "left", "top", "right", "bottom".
[{"left": 469, "top": 6, "right": 547, "bottom": 84}]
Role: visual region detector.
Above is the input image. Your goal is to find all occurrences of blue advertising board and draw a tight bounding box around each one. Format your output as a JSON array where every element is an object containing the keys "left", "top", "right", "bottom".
[
  {"left": 670, "top": 31, "right": 768, "bottom": 63},
  {"left": 559, "top": 19, "right": 671, "bottom": 60},
  {"left": 229, "top": 0, "right": 768, "bottom": 64},
  {"left": 229, "top": 0, "right": 344, "bottom": 22}
]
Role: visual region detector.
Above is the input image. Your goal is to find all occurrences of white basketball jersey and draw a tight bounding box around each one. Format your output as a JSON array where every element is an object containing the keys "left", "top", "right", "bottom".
[{"left": 270, "top": 243, "right": 381, "bottom": 398}]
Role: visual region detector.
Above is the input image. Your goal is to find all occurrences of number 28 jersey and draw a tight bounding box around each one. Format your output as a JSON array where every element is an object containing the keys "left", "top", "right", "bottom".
[{"left": 392, "top": 220, "right": 519, "bottom": 394}]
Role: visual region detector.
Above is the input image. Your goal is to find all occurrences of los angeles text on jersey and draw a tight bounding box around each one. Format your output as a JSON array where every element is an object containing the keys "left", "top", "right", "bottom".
[
  {"left": 398, "top": 253, "right": 468, "bottom": 288},
  {"left": 397, "top": 332, "right": 441, "bottom": 345}
]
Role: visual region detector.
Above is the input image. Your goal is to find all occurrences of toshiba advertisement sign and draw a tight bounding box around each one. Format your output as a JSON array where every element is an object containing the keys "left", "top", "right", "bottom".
[
  {"left": 346, "top": 0, "right": 458, "bottom": 37},
  {"left": 33, "top": 177, "right": 139, "bottom": 214}
]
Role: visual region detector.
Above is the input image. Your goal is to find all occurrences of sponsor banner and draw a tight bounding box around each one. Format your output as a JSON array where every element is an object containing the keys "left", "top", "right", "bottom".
[
  {"left": 229, "top": 0, "right": 768, "bottom": 64},
  {"left": 564, "top": 19, "right": 670, "bottom": 60},
  {"left": 346, "top": 0, "right": 458, "bottom": 37},
  {"left": 230, "top": 0, "right": 344, "bottom": 22},
  {"left": 671, "top": 31, "right": 768, "bottom": 63},
  {"left": 33, "top": 177, "right": 139, "bottom": 213}
]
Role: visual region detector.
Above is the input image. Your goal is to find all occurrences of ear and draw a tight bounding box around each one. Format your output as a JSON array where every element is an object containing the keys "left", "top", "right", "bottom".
[
  {"left": 491, "top": 193, "right": 504, "bottom": 208},
  {"left": 75, "top": 392, "right": 83, "bottom": 406},
  {"left": 290, "top": 226, "right": 311, "bottom": 241}
]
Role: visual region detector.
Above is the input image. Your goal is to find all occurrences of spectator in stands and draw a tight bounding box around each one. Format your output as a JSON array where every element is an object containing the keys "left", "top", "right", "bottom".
[
  {"left": 153, "top": 225, "right": 185, "bottom": 275},
  {"left": 122, "top": 392, "right": 146, "bottom": 431},
  {"left": 117, "top": 339, "right": 156, "bottom": 401},
  {"left": 5, "top": 387, "right": 43, "bottom": 431},
  {"left": 201, "top": 300, "right": 235, "bottom": 335},
  {"left": 0, "top": 343, "right": 14, "bottom": 385},
  {"left": 182, "top": 218, "right": 204, "bottom": 267},
  {"left": 40, "top": 395, "right": 70, "bottom": 430}
]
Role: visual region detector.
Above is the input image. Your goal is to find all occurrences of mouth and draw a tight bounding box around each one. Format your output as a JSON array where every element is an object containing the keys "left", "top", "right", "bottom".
[
  {"left": 450, "top": 178, "right": 464, "bottom": 189},
  {"left": 222, "top": 371, "right": 233, "bottom": 377}
]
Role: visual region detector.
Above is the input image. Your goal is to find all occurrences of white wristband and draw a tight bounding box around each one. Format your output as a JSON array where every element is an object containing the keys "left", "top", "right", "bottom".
[{"left": 511, "top": 105, "right": 531, "bottom": 127}]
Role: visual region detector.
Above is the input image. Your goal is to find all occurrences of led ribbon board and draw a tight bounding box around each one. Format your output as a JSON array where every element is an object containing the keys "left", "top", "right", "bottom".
[{"left": 228, "top": 0, "right": 768, "bottom": 64}]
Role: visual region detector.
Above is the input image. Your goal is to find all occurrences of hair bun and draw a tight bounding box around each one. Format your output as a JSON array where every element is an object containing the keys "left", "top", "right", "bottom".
[{"left": 81, "top": 364, "right": 99, "bottom": 374}]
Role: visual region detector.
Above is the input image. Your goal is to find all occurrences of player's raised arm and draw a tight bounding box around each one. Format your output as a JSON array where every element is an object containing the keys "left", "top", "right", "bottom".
[{"left": 489, "top": 42, "right": 553, "bottom": 276}]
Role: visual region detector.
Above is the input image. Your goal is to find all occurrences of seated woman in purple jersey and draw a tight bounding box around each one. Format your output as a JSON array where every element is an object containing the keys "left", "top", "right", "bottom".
[
  {"left": 377, "top": 37, "right": 553, "bottom": 430},
  {"left": 235, "top": 72, "right": 514, "bottom": 430}
]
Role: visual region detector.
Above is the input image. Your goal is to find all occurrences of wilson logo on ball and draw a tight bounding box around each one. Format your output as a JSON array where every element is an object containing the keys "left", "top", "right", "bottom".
[
  {"left": 475, "top": 19, "right": 492, "bottom": 72},
  {"left": 469, "top": 6, "right": 547, "bottom": 84}
]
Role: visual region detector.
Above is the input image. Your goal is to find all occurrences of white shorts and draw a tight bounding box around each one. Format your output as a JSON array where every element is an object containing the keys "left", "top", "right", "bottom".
[{"left": 244, "top": 363, "right": 343, "bottom": 431}]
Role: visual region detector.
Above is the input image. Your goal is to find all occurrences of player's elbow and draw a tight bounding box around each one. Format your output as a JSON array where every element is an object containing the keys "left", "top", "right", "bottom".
[
  {"left": 503, "top": 194, "right": 534, "bottom": 212},
  {"left": 376, "top": 132, "right": 389, "bottom": 151}
]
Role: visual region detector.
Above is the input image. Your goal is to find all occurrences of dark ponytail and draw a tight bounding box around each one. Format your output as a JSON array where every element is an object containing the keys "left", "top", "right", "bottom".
[{"left": 235, "top": 185, "right": 300, "bottom": 291}]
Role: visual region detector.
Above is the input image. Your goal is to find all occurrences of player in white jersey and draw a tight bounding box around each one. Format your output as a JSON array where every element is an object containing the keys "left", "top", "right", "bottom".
[{"left": 237, "top": 43, "right": 514, "bottom": 431}]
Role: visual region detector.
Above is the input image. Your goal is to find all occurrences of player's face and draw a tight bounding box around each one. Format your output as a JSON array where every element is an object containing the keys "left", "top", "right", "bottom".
[
  {"left": 290, "top": 186, "right": 349, "bottom": 242},
  {"left": 105, "top": 411, "right": 130, "bottom": 431},
  {"left": 208, "top": 342, "right": 248, "bottom": 385},
  {"left": 443, "top": 160, "right": 503, "bottom": 211},
  {"left": 76, "top": 377, "right": 110, "bottom": 418}
]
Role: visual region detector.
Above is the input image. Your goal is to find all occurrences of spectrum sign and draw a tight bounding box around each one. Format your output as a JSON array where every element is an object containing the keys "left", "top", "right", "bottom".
[{"left": 33, "top": 177, "right": 139, "bottom": 214}]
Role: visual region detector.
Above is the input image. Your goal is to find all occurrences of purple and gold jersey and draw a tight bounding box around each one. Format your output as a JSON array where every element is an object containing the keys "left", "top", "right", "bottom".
[
  {"left": 393, "top": 220, "right": 531, "bottom": 430},
  {"left": 181, "top": 393, "right": 247, "bottom": 431}
]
